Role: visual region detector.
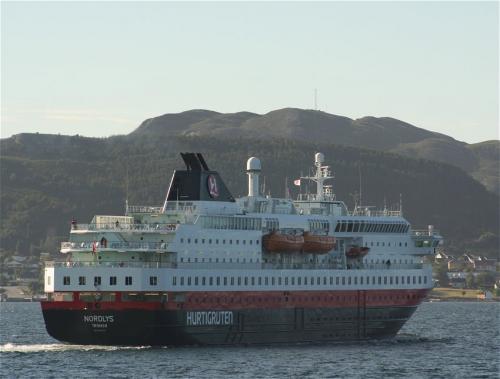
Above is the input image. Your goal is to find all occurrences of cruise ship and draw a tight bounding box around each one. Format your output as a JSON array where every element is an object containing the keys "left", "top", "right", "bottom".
[{"left": 42, "top": 152, "right": 442, "bottom": 345}]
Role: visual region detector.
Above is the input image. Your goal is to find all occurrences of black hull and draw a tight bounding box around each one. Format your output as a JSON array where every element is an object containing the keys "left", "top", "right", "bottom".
[{"left": 42, "top": 306, "right": 417, "bottom": 346}]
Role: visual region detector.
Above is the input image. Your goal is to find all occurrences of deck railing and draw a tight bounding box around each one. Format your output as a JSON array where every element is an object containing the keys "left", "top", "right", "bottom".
[
  {"left": 70, "top": 223, "right": 177, "bottom": 233},
  {"left": 60, "top": 241, "right": 169, "bottom": 251},
  {"left": 126, "top": 205, "right": 163, "bottom": 214},
  {"left": 411, "top": 229, "right": 441, "bottom": 237},
  {"left": 47, "top": 260, "right": 425, "bottom": 271}
]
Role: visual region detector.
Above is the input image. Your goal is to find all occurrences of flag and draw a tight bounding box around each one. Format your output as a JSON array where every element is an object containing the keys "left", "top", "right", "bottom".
[{"left": 294, "top": 179, "right": 301, "bottom": 186}]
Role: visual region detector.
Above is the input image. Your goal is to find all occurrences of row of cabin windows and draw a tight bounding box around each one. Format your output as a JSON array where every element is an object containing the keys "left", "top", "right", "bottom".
[
  {"left": 366, "top": 258, "right": 414, "bottom": 265},
  {"left": 180, "top": 257, "right": 259, "bottom": 263},
  {"left": 180, "top": 238, "right": 260, "bottom": 246},
  {"left": 172, "top": 275, "right": 427, "bottom": 286},
  {"left": 52, "top": 291, "right": 423, "bottom": 305},
  {"left": 63, "top": 276, "right": 158, "bottom": 286},
  {"left": 335, "top": 221, "right": 409, "bottom": 234},
  {"left": 364, "top": 241, "right": 408, "bottom": 247},
  {"left": 187, "top": 292, "right": 424, "bottom": 305},
  {"left": 63, "top": 274, "right": 427, "bottom": 287}
]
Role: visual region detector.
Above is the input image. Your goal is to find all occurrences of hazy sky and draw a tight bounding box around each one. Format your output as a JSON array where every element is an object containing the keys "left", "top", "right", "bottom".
[{"left": 1, "top": 1, "right": 498, "bottom": 143}]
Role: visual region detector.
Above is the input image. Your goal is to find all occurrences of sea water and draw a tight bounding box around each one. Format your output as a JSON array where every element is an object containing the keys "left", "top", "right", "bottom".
[{"left": 0, "top": 302, "right": 498, "bottom": 378}]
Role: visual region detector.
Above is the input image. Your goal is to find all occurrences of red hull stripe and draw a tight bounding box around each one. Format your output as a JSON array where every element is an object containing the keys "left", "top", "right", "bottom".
[{"left": 42, "top": 289, "right": 430, "bottom": 311}]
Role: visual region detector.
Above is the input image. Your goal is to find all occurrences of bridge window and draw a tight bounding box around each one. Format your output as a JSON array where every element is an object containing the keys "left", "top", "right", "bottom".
[
  {"left": 94, "top": 276, "right": 101, "bottom": 286},
  {"left": 150, "top": 276, "right": 158, "bottom": 286},
  {"left": 63, "top": 276, "right": 70, "bottom": 285},
  {"left": 125, "top": 276, "right": 133, "bottom": 286},
  {"left": 79, "top": 276, "right": 86, "bottom": 285}
]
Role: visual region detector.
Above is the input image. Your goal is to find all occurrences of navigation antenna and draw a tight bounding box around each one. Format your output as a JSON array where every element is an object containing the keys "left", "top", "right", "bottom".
[
  {"left": 125, "top": 162, "right": 129, "bottom": 215},
  {"left": 358, "top": 162, "right": 362, "bottom": 208}
]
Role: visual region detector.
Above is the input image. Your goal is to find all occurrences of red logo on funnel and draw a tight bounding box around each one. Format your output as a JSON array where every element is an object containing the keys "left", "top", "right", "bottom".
[{"left": 207, "top": 175, "right": 219, "bottom": 198}]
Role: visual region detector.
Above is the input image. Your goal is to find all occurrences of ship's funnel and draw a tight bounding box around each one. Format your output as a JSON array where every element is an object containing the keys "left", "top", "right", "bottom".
[{"left": 246, "top": 157, "right": 261, "bottom": 197}]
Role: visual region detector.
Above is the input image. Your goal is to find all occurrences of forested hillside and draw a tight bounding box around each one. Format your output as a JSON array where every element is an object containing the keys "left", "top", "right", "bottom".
[
  {"left": 1, "top": 132, "right": 498, "bottom": 260},
  {"left": 133, "top": 109, "right": 500, "bottom": 195}
]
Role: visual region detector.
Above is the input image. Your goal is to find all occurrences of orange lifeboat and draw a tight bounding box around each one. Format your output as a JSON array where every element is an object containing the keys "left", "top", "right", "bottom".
[
  {"left": 346, "top": 245, "right": 370, "bottom": 258},
  {"left": 302, "top": 232, "right": 336, "bottom": 253},
  {"left": 263, "top": 231, "right": 304, "bottom": 253}
]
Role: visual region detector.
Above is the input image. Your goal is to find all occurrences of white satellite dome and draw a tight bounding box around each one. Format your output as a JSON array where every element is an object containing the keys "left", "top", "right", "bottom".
[
  {"left": 315, "top": 152, "right": 325, "bottom": 165},
  {"left": 247, "top": 157, "right": 261, "bottom": 171}
]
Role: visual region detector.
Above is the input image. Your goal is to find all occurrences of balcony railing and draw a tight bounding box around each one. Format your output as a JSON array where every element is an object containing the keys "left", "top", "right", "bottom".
[
  {"left": 126, "top": 205, "right": 163, "bottom": 214},
  {"left": 70, "top": 223, "right": 177, "bottom": 233},
  {"left": 46, "top": 261, "right": 175, "bottom": 268},
  {"left": 411, "top": 229, "right": 441, "bottom": 237},
  {"left": 60, "top": 241, "right": 169, "bottom": 252},
  {"left": 47, "top": 260, "right": 425, "bottom": 271},
  {"left": 351, "top": 209, "right": 403, "bottom": 217}
]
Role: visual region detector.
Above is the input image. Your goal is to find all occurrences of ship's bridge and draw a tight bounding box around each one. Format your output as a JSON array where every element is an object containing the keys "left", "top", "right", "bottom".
[{"left": 294, "top": 200, "right": 348, "bottom": 216}]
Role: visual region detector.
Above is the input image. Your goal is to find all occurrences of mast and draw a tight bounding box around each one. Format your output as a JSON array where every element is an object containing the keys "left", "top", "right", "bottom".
[{"left": 301, "top": 152, "right": 334, "bottom": 201}]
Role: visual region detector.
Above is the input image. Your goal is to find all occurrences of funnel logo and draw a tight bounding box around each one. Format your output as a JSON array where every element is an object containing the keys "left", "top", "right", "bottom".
[{"left": 207, "top": 175, "right": 219, "bottom": 198}]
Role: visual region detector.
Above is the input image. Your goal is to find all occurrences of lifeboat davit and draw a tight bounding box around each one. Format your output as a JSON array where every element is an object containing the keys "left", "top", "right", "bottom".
[
  {"left": 302, "top": 232, "right": 336, "bottom": 253},
  {"left": 346, "top": 245, "right": 370, "bottom": 258},
  {"left": 263, "top": 231, "right": 304, "bottom": 253}
]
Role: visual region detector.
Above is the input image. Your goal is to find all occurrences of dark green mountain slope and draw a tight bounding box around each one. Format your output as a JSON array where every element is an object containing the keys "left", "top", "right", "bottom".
[
  {"left": 129, "top": 108, "right": 499, "bottom": 195},
  {"left": 1, "top": 134, "right": 498, "bottom": 260}
]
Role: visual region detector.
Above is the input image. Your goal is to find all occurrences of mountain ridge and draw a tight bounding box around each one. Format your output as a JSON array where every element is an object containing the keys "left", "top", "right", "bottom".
[{"left": 127, "top": 108, "right": 499, "bottom": 195}]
